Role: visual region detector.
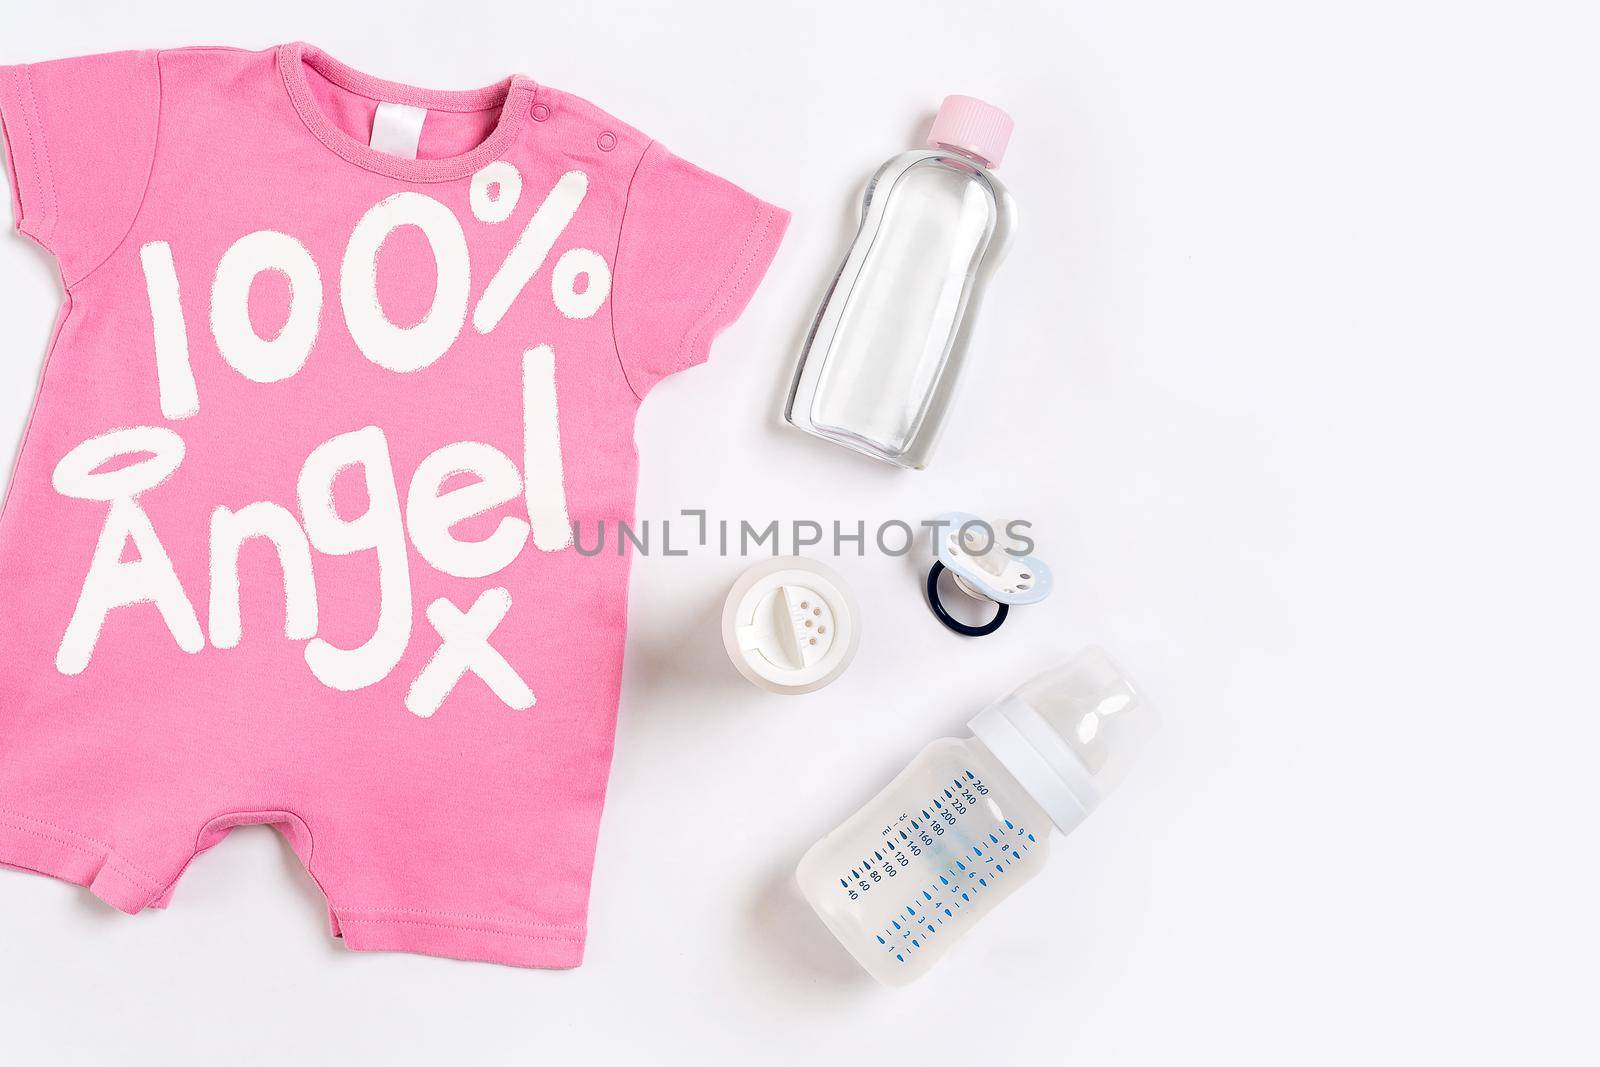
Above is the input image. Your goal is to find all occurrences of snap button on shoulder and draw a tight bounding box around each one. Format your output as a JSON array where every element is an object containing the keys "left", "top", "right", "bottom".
[
  {"left": 531, "top": 102, "right": 551, "bottom": 121},
  {"left": 597, "top": 131, "right": 617, "bottom": 151}
]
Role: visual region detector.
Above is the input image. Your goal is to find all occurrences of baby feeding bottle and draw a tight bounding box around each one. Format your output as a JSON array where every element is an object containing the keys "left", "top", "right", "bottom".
[
  {"left": 785, "top": 95, "right": 1016, "bottom": 469},
  {"left": 796, "top": 648, "right": 1157, "bottom": 985}
]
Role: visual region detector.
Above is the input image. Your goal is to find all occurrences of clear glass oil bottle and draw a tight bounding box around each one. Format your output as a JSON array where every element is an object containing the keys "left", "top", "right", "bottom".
[{"left": 785, "top": 95, "right": 1017, "bottom": 469}]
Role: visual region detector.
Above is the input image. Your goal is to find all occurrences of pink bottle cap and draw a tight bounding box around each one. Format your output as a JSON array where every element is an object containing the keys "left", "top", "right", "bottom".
[{"left": 926, "top": 94, "right": 1013, "bottom": 169}]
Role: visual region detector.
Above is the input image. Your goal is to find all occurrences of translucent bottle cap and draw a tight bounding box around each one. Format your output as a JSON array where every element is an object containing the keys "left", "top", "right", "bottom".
[
  {"left": 722, "top": 557, "right": 860, "bottom": 694},
  {"left": 926, "top": 94, "right": 1013, "bottom": 169},
  {"left": 970, "top": 647, "right": 1157, "bottom": 832}
]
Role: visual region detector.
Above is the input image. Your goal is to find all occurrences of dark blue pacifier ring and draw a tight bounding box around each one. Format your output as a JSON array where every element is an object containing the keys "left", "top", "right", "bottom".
[{"left": 926, "top": 560, "right": 1009, "bottom": 637}]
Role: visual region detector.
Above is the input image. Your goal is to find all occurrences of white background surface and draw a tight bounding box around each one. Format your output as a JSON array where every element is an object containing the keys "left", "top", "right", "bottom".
[{"left": 1, "top": 1, "right": 1596, "bottom": 1063}]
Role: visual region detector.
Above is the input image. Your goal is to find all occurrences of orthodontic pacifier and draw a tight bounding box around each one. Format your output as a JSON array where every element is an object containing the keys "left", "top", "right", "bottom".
[{"left": 925, "top": 511, "right": 1053, "bottom": 637}]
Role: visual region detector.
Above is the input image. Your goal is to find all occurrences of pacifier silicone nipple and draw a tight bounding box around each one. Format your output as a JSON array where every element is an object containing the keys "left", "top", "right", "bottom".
[{"left": 723, "top": 557, "right": 859, "bottom": 694}]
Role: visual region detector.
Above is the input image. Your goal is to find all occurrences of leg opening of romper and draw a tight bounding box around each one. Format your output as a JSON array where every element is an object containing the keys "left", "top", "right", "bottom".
[
  {"left": 332, "top": 909, "right": 588, "bottom": 968},
  {"left": 0, "top": 809, "right": 166, "bottom": 914}
]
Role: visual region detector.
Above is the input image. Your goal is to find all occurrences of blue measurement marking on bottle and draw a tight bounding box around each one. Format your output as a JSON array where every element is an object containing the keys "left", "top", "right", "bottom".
[
  {"left": 883, "top": 807, "right": 1035, "bottom": 956},
  {"left": 869, "top": 769, "right": 1029, "bottom": 962}
]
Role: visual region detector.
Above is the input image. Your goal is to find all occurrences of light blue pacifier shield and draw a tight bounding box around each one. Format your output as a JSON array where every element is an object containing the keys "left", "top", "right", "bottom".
[{"left": 934, "top": 511, "right": 1053, "bottom": 606}]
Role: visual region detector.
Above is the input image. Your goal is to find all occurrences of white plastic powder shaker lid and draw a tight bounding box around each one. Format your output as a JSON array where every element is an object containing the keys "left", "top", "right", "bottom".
[{"left": 721, "top": 556, "right": 860, "bottom": 694}]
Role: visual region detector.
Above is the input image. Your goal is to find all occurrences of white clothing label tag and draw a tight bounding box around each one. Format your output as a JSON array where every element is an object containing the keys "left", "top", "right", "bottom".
[{"left": 370, "top": 102, "right": 427, "bottom": 159}]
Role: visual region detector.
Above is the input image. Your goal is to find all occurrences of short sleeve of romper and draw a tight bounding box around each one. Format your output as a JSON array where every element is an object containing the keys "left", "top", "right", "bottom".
[
  {"left": 0, "top": 51, "right": 161, "bottom": 286},
  {"left": 611, "top": 140, "right": 789, "bottom": 398}
]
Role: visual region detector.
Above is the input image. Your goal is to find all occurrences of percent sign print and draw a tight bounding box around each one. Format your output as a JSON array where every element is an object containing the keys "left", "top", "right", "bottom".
[{"left": 470, "top": 162, "right": 612, "bottom": 333}]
